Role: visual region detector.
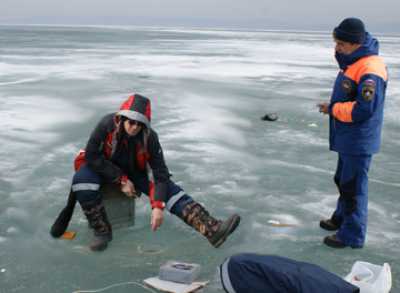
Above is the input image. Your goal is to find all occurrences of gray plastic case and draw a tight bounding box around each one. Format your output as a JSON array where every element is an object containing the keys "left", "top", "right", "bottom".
[{"left": 159, "top": 261, "right": 201, "bottom": 284}]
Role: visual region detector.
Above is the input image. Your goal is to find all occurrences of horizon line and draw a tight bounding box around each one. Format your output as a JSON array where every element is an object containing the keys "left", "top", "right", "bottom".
[{"left": 0, "top": 23, "right": 399, "bottom": 35}]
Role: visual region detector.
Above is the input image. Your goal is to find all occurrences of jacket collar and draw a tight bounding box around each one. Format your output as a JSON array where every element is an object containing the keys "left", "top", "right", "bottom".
[{"left": 335, "top": 32, "right": 379, "bottom": 70}]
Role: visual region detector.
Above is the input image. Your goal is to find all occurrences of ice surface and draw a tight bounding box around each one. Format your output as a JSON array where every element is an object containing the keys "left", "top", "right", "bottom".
[{"left": 0, "top": 25, "right": 399, "bottom": 293}]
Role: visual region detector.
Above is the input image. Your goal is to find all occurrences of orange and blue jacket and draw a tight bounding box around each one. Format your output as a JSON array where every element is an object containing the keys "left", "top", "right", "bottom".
[{"left": 328, "top": 33, "right": 388, "bottom": 155}]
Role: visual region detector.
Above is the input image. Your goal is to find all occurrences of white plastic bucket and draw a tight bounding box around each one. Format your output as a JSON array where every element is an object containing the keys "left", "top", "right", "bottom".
[{"left": 344, "top": 261, "right": 392, "bottom": 293}]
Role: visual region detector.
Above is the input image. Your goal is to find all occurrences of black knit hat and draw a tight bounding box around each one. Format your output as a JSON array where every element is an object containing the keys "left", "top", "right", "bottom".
[{"left": 333, "top": 18, "right": 366, "bottom": 44}]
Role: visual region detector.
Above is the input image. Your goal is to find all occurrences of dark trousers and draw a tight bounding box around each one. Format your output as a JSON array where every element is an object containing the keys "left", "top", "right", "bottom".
[
  {"left": 332, "top": 153, "right": 372, "bottom": 247},
  {"left": 71, "top": 164, "right": 193, "bottom": 217}
]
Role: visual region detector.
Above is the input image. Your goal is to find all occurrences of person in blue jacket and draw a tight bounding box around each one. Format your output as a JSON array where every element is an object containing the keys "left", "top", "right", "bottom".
[
  {"left": 218, "top": 253, "right": 359, "bottom": 293},
  {"left": 317, "top": 18, "right": 388, "bottom": 248}
]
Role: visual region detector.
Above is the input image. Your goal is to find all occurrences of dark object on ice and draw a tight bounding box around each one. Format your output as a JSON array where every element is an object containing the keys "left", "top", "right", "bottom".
[{"left": 261, "top": 113, "right": 278, "bottom": 121}]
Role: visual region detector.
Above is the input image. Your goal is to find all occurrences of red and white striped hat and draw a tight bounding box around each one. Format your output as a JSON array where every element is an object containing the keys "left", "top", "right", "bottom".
[{"left": 117, "top": 94, "right": 151, "bottom": 128}]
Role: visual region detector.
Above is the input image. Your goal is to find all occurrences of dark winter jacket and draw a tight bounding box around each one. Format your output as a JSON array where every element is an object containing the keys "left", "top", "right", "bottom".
[
  {"left": 84, "top": 113, "right": 170, "bottom": 206},
  {"left": 219, "top": 253, "right": 359, "bottom": 293}
]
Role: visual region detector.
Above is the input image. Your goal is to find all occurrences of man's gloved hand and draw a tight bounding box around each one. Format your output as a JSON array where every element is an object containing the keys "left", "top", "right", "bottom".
[{"left": 151, "top": 208, "right": 164, "bottom": 231}]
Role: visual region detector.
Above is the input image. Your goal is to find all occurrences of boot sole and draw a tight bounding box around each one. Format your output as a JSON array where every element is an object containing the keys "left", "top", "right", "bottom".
[{"left": 212, "top": 215, "right": 241, "bottom": 248}]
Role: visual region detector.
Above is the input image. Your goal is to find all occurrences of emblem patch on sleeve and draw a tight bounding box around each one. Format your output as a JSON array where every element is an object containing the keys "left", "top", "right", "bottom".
[
  {"left": 342, "top": 79, "right": 354, "bottom": 94},
  {"left": 361, "top": 79, "right": 376, "bottom": 101}
]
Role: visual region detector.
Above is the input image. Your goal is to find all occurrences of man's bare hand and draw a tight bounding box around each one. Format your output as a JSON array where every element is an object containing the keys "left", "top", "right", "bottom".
[
  {"left": 317, "top": 102, "right": 330, "bottom": 114},
  {"left": 151, "top": 208, "right": 164, "bottom": 231},
  {"left": 121, "top": 179, "right": 136, "bottom": 197}
]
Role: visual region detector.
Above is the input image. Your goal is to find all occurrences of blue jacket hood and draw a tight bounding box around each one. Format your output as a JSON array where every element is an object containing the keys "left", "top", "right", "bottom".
[{"left": 335, "top": 32, "right": 379, "bottom": 70}]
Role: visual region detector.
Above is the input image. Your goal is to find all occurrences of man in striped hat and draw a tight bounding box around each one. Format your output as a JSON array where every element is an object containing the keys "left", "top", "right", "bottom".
[{"left": 51, "top": 94, "right": 240, "bottom": 251}]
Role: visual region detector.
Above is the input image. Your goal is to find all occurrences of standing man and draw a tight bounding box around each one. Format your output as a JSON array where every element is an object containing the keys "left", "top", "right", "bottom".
[{"left": 318, "top": 18, "right": 388, "bottom": 248}]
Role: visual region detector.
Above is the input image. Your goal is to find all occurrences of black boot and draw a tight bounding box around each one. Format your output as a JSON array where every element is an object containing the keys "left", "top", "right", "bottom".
[
  {"left": 81, "top": 199, "right": 112, "bottom": 251},
  {"left": 319, "top": 218, "right": 340, "bottom": 231},
  {"left": 181, "top": 202, "right": 240, "bottom": 248},
  {"left": 323, "top": 234, "right": 346, "bottom": 248}
]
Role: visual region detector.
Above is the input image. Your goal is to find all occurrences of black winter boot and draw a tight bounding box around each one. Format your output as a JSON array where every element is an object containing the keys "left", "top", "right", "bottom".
[
  {"left": 181, "top": 202, "right": 240, "bottom": 248},
  {"left": 319, "top": 218, "right": 340, "bottom": 231},
  {"left": 81, "top": 199, "right": 112, "bottom": 251},
  {"left": 323, "top": 234, "right": 346, "bottom": 248}
]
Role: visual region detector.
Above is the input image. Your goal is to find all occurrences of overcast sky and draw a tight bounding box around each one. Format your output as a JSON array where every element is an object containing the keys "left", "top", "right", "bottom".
[{"left": 0, "top": 0, "right": 399, "bottom": 32}]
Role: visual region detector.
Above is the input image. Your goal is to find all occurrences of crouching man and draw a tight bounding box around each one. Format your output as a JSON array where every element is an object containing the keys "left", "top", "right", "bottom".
[{"left": 51, "top": 94, "right": 240, "bottom": 251}]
